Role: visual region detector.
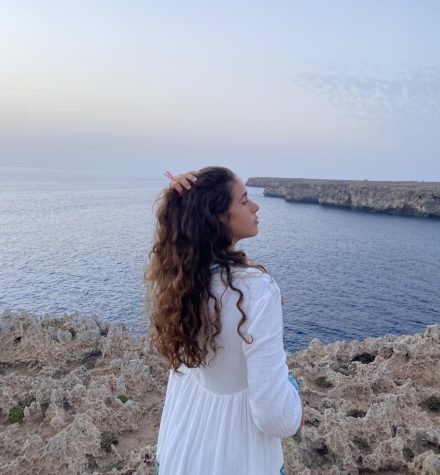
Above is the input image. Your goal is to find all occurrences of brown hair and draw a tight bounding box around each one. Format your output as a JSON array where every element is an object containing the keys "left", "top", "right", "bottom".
[{"left": 144, "top": 166, "right": 266, "bottom": 372}]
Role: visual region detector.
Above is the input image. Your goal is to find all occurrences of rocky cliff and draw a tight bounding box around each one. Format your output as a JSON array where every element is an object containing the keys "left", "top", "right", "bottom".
[
  {"left": 1, "top": 311, "right": 440, "bottom": 474},
  {"left": 246, "top": 178, "right": 440, "bottom": 218}
]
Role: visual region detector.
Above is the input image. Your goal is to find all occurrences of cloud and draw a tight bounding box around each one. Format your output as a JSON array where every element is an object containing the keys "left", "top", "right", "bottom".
[{"left": 291, "top": 66, "right": 440, "bottom": 139}]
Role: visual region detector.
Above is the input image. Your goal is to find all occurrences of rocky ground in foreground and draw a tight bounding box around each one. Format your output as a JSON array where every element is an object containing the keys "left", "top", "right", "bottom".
[{"left": 1, "top": 311, "right": 439, "bottom": 474}]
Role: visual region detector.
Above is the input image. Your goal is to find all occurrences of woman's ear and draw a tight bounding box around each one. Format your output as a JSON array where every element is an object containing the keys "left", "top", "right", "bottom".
[{"left": 218, "top": 212, "right": 229, "bottom": 227}]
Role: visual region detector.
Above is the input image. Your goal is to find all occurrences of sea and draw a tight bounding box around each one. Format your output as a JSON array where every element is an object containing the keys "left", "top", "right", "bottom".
[{"left": 1, "top": 167, "right": 439, "bottom": 352}]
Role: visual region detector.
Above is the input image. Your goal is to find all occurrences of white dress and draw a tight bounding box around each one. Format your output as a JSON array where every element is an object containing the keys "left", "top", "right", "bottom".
[{"left": 156, "top": 265, "right": 302, "bottom": 475}]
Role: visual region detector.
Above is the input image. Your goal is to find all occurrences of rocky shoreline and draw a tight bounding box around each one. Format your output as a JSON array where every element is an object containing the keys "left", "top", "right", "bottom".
[
  {"left": 1, "top": 310, "right": 440, "bottom": 474},
  {"left": 246, "top": 178, "right": 440, "bottom": 218}
]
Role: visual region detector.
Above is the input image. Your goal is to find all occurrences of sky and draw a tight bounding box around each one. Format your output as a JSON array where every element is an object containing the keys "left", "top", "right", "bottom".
[{"left": 1, "top": 0, "right": 439, "bottom": 181}]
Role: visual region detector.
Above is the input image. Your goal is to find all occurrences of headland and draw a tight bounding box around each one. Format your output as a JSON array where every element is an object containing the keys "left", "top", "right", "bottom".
[{"left": 246, "top": 177, "right": 440, "bottom": 218}]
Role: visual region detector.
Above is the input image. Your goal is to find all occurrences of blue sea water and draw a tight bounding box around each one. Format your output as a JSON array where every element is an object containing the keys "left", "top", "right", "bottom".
[{"left": 1, "top": 167, "right": 439, "bottom": 352}]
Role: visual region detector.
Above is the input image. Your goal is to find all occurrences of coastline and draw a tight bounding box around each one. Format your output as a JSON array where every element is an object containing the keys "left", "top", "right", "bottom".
[
  {"left": 1, "top": 311, "right": 439, "bottom": 474},
  {"left": 246, "top": 177, "right": 440, "bottom": 219}
]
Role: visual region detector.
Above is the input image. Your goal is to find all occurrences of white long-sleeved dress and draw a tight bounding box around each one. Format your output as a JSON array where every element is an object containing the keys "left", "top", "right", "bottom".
[{"left": 156, "top": 265, "right": 302, "bottom": 475}]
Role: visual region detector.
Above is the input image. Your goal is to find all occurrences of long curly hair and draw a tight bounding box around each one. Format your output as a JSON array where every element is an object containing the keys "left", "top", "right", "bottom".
[{"left": 145, "top": 166, "right": 267, "bottom": 372}]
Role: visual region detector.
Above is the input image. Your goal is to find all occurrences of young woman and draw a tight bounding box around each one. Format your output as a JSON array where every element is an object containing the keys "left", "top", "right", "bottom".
[{"left": 145, "top": 166, "right": 304, "bottom": 475}]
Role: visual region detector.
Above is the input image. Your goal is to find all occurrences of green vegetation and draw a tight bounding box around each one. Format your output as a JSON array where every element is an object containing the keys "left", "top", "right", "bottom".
[
  {"left": 8, "top": 405, "right": 25, "bottom": 424},
  {"left": 425, "top": 395, "right": 440, "bottom": 411},
  {"left": 117, "top": 394, "right": 129, "bottom": 403},
  {"left": 100, "top": 433, "right": 119, "bottom": 452},
  {"left": 347, "top": 408, "right": 366, "bottom": 418}
]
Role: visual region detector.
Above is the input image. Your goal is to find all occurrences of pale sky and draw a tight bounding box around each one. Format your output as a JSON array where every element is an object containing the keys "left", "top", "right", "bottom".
[{"left": 1, "top": 0, "right": 439, "bottom": 181}]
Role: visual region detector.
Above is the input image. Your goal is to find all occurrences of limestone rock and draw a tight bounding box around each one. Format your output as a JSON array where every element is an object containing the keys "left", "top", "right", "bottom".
[
  {"left": 246, "top": 177, "right": 440, "bottom": 218},
  {"left": 1, "top": 310, "right": 439, "bottom": 474}
]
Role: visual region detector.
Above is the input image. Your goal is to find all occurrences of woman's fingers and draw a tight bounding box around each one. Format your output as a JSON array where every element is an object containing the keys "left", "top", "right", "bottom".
[
  {"left": 178, "top": 171, "right": 199, "bottom": 186},
  {"left": 168, "top": 171, "right": 198, "bottom": 194},
  {"left": 187, "top": 171, "right": 199, "bottom": 180},
  {"left": 171, "top": 181, "right": 185, "bottom": 194}
]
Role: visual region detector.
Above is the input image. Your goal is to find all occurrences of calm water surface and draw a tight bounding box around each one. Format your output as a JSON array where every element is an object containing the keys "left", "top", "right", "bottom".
[{"left": 1, "top": 167, "right": 439, "bottom": 351}]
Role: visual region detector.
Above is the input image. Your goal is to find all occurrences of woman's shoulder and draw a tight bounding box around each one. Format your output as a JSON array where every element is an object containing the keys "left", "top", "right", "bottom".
[
  {"left": 232, "top": 266, "right": 279, "bottom": 294},
  {"left": 210, "top": 263, "right": 270, "bottom": 278},
  {"left": 232, "top": 265, "right": 271, "bottom": 279},
  {"left": 210, "top": 264, "right": 278, "bottom": 295}
]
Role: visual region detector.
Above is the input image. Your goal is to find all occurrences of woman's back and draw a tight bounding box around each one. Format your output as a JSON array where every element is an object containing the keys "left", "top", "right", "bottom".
[
  {"left": 191, "top": 265, "right": 264, "bottom": 394},
  {"left": 156, "top": 266, "right": 302, "bottom": 475}
]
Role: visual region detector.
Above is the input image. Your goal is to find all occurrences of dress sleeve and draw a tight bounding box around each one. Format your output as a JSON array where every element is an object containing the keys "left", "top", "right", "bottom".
[{"left": 242, "top": 276, "right": 302, "bottom": 438}]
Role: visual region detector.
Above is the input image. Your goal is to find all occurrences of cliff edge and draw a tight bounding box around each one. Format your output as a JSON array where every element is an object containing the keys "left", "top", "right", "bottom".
[{"left": 246, "top": 178, "right": 440, "bottom": 218}]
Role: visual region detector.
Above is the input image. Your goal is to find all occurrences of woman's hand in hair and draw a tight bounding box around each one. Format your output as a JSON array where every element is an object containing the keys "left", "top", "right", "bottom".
[{"left": 165, "top": 170, "right": 198, "bottom": 195}]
